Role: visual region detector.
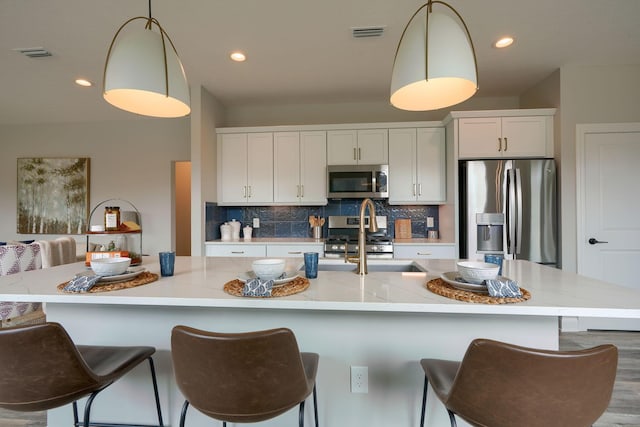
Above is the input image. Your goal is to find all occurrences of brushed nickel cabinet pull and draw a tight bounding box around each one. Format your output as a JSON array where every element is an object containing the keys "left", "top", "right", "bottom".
[
  {"left": 418, "top": 183, "right": 422, "bottom": 196},
  {"left": 498, "top": 137, "right": 502, "bottom": 151},
  {"left": 358, "top": 147, "right": 362, "bottom": 160},
  {"left": 504, "top": 137, "right": 508, "bottom": 151},
  {"left": 413, "top": 183, "right": 416, "bottom": 196},
  {"left": 231, "top": 251, "right": 245, "bottom": 254},
  {"left": 417, "top": 252, "right": 432, "bottom": 256},
  {"left": 353, "top": 147, "right": 357, "bottom": 160},
  {"left": 301, "top": 185, "right": 304, "bottom": 197},
  {"left": 296, "top": 185, "right": 300, "bottom": 198},
  {"left": 288, "top": 251, "right": 302, "bottom": 254}
]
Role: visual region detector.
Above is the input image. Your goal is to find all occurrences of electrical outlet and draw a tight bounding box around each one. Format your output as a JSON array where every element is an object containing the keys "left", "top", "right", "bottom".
[
  {"left": 253, "top": 218, "right": 260, "bottom": 228},
  {"left": 427, "top": 217, "right": 434, "bottom": 228},
  {"left": 351, "top": 366, "right": 368, "bottom": 393}
]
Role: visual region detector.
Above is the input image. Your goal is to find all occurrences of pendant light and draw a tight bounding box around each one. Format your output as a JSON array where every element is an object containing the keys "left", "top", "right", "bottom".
[
  {"left": 103, "top": 0, "right": 190, "bottom": 118},
  {"left": 390, "top": 0, "right": 478, "bottom": 111}
]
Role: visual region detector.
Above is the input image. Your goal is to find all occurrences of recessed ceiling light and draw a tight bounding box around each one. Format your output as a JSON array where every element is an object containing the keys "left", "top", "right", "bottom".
[
  {"left": 230, "top": 51, "right": 246, "bottom": 62},
  {"left": 75, "top": 78, "right": 92, "bottom": 87},
  {"left": 494, "top": 36, "right": 515, "bottom": 48}
]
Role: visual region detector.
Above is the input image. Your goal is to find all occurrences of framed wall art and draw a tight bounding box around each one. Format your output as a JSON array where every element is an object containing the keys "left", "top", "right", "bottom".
[{"left": 17, "top": 157, "right": 90, "bottom": 234}]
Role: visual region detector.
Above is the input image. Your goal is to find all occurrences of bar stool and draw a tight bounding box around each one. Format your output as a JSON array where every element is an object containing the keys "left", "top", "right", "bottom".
[
  {"left": 171, "top": 325, "right": 319, "bottom": 427},
  {"left": 0, "top": 322, "right": 164, "bottom": 427},
  {"left": 419, "top": 338, "right": 618, "bottom": 427}
]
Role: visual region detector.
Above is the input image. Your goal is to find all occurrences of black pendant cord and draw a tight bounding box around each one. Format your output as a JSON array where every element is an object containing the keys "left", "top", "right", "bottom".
[{"left": 148, "top": 0, "right": 152, "bottom": 21}]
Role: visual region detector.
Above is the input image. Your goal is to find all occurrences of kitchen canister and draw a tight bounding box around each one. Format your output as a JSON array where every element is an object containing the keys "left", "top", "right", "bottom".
[
  {"left": 243, "top": 226, "right": 252, "bottom": 240},
  {"left": 220, "top": 223, "right": 232, "bottom": 241},
  {"left": 229, "top": 219, "right": 241, "bottom": 241}
]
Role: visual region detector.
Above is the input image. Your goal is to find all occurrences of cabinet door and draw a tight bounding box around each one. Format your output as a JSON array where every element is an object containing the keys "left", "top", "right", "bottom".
[
  {"left": 394, "top": 244, "right": 456, "bottom": 259},
  {"left": 219, "top": 133, "right": 249, "bottom": 204},
  {"left": 247, "top": 133, "right": 274, "bottom": 204},
  {"left": 274, "top": 132, "right": 301, "bottom": 203},
  {"left": 458, "top": 117, "right": 501, "bottom": 159},
  {"left": 300, "top": 131, "right": 327, "bottom": 204},
  {"left": 327, "top": 130, "right": 357, "bottom": 165},
  {"left": 416, "top": 128, "right": 446, "bottom": 203},
  {"left": 205, "top": 244, "right": 266, "bottom": 257},
  {"left": 501, "top": 116, "right": 548, "bottom": 157},
  {"left": 357, "top": 129, "right": 388, "bottom": 164},
  {"left": 388, "top": 128, "right": 417, "bottom": 203},
  {"left": 266, "top": 244, "right": 324, "bottom": 258}
]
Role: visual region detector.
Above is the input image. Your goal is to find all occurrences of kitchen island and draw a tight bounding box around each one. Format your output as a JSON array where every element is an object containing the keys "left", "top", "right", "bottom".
[{"left": 1, "top": 256, "right": 638, "bottom": 427}]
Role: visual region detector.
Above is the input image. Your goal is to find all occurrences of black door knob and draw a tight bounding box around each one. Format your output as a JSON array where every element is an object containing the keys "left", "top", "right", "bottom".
[{"left": 588, "top": 238, "right": 608, "bottom": 245}]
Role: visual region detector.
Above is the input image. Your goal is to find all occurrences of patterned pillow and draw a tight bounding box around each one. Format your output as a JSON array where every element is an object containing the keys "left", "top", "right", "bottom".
[{"left": 0, "top": 243, "right": 43, "bottom": 276}]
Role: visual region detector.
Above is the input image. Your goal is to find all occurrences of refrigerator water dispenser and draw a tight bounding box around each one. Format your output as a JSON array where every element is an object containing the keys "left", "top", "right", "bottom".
[{"left": 476, "top": 213, "right": 504, "bottom": 253}]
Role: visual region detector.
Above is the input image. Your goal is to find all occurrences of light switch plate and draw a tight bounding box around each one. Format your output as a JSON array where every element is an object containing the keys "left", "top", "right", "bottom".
[{"left": 252, "top": 218, "right": 260, "bottom": 228}]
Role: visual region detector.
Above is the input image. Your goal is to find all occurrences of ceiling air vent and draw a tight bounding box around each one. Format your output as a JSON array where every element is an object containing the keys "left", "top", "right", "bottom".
[
  {"left": 13, "top": 47, "right": 52, "bottom": 58},
  {"left": 351, "top": 26, "right": 385, "bottom": 38}
]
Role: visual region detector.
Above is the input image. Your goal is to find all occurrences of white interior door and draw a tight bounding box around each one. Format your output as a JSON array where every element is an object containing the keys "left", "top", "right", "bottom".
[{"left": 577, "top": 123, "right": 640, "bottom": 330}]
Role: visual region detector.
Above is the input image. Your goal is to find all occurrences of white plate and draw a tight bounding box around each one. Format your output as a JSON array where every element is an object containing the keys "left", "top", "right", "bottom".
[
  {"left": 440, "top": 271, "right": 491, "bottom": 292},
  {"left": 236, "top": 270, "right": 299, "bottom": 287},
  {"left": 78, "top": 267, "right": 146, "bottom": 283}
]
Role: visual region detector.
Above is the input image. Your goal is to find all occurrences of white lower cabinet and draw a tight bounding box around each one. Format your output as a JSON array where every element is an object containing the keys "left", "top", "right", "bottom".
[
  {"left": 267, "top": 244, "right": 324, "bottom": 258},
  {"left": 394, "top": 244, "right": 456, "bottom": 259},
  {"left": 206, "top": 243, "right": 323, "bottom": 258},
  {"left": 205, "top": 244, "right": 266, "bottom": 257}
]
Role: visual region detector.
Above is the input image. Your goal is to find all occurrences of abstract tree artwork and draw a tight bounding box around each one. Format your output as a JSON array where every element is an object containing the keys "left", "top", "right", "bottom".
[{"left": 17, "top": 158, "right": 90, "bottom": 234}]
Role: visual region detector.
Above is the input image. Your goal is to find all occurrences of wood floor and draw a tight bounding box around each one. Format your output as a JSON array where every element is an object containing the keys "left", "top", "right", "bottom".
[{"left": 0, "top": 331, "right": 638, "bottom": 427}]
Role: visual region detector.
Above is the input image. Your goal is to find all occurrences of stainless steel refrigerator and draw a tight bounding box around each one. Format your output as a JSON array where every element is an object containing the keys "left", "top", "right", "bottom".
[{"left": 459, "top": 159, "right": 557, "bottom": 265}]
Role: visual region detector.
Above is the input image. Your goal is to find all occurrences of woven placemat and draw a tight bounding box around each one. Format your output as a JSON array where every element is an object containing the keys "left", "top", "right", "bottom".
[
  {"left": 426, "top": 278, "right": 531, "bottom": 304},
  {"left": 224, "top": 276, "right": 310, "bottom": 298},
  {"left": 57, "top": 271, "right": 159, "bottom": 293}
]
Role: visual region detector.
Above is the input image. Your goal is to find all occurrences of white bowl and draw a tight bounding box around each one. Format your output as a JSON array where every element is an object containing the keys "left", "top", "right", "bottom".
[
  {"left": 456, "top": 261, "right": 500, "bottom": 284},
  {"left": 91, "top": 257, "right": 131, "bottom": 276},
  {"left": 252, "top": 259, "right": 286, "bottom": 280}
]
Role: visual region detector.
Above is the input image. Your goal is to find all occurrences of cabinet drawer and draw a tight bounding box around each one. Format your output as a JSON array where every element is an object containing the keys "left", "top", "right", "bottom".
[
  {"left": 205, "top": 244, "right": 266, "bottom": 257},
  {"left": 267, "top": 244, "right": 324, "bottom": 258},
  {"left": 394, "top": 245, "right": 456, "bottom": 259}
]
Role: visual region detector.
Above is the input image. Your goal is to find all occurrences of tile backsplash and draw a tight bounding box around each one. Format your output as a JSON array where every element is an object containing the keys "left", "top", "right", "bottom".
[{"left": 206, "top": 200, "right": 439, "bottom": 240}]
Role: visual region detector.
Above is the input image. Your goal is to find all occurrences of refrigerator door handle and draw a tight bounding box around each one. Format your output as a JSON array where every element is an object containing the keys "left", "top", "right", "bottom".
[
  {"left": 515, "top": 168, "right": 523, "bottom": 255},
  {"left": 507, "top": 169, "right": 517, "bottom": 254}
]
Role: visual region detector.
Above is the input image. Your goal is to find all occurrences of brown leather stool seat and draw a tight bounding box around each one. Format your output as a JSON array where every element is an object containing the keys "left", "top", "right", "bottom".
[
  {"left": 0, "top": 322, "right": 164, "bottom": 426},
  {"left": 171, "top": 325, "right": 319, "bottom": 427},
  {"left": 419, "top": 338, "right": 618, "bottom": 427}
]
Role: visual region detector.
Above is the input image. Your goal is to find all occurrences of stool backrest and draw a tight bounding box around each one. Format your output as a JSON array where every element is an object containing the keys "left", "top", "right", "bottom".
[
  {"left": 171, "top": 325, "right": 311, "bottom": 422},
  {"left": 448, "top": 338, "right": 618, "bottom": 427},
  {"left": 0, "top": 322, "right": 98, "bottom": 411}
]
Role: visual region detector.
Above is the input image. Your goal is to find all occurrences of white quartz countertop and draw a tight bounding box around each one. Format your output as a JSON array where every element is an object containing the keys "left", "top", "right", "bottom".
[{"left": 1, "top": 257, "right": 639, "bottom": 319}]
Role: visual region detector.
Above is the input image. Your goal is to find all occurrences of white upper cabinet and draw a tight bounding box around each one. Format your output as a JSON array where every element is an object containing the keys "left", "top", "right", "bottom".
[
  {"left": 274, "top": 131, "right": 327, "bottom": 205},
  {"left": 388, "top": 127, "right": 446, "bottom": 204},
  {"left": 218, "top": 132, "right": 274, "bottom": 205},
  {"left": 327, "top": 129, "right": 388, "bottom": 165},
  {"left": 457, "top": 114, "right": 554, "bottom": 159}
]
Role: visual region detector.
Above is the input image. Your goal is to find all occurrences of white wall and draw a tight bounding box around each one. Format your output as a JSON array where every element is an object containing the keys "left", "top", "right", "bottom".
[
  {"left": 558, "top": 64, "right": 640, "bottom": 272},
  {"left": 222, "top": 96, "right": 519, "bottom": 127},
  {"left": 0, "top": 118, "right": 190, "bottom": 255}
]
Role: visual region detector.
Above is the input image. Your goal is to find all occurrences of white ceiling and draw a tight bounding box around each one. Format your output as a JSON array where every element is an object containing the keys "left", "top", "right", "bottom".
[{"left": 1, "top": 0, "right": 639, "bottom": 125}]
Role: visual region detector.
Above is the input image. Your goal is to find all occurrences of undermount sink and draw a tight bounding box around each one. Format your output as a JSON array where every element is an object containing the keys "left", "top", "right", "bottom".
[{"left": 300, "top": 259, "right": 426, "bottom": 273}]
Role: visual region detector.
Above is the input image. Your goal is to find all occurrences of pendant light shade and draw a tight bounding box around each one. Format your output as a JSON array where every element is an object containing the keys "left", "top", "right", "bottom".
[
  {"left": 390, "top": 1, "right": 478, "bottom": 111},
  {"left": 103, "top": 15, "right": 190, "bottom": 118}
]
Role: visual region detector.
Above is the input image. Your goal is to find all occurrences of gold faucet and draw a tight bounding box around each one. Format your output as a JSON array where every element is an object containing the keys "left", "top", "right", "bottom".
[{"left": 345, "top": 198, "right": 378, "bottom": 274}]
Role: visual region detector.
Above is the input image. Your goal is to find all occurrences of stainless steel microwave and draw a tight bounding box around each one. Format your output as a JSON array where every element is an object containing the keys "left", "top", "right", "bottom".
[{"left": 327, "top": 164, "right": 389, "bottom": 199}]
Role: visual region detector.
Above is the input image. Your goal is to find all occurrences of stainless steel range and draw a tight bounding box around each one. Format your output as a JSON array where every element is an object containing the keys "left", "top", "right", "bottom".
[{"left": 323, "top": 215, "right": 393, "bottom": 259}]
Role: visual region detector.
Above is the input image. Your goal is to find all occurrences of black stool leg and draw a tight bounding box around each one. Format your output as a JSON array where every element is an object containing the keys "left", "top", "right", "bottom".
[
  {"left": 312, "top": 385, "right": 319, "bottom": 427},
  {"left": 420, "top": 376, "right": 428, "bottom": 427},
  {"left": 147, "top": 357, "right": 164, "bottom": 426},
  {"left": 447, "top": 409, "right": 457, "bottom": 427}
]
